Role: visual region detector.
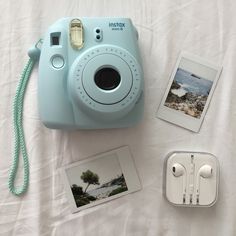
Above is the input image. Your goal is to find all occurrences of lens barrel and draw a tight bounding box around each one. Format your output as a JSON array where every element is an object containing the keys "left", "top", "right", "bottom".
[{"left": 94, "top": 67, "right": 121, "bottom": 90}]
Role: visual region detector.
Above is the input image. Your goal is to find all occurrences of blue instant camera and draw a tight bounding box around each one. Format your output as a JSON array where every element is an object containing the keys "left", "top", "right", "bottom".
[{"left": 38, "top": 18, "right": 144, "bottom": 129}]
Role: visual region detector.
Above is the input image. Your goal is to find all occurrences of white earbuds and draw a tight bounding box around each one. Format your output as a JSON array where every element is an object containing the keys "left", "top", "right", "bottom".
[
  {"left": 196, "top": 164, "right": 213, "bottom": 203},
  {"left": 172, "top": 163, "right": 187, "bottom": 203},
  {"left": 172, "top": 163, "right": 213, "bottom": 204},
  {"left": 166, "top": 152, "right": 219, "bottom": 206}
]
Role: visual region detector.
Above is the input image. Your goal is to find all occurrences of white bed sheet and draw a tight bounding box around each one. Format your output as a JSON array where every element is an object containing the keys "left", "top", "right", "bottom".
[{"left": 1, "top": 0, "right": 236, "bottom": 235}]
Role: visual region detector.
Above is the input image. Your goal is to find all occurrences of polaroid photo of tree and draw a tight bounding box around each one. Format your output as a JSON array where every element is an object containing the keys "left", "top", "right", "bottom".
[
  {"left": 67, "top": 154, "right": 128, "bottom": 208},
  {"left": 62, "top": 146, "right": 141, "bottom": 212}
]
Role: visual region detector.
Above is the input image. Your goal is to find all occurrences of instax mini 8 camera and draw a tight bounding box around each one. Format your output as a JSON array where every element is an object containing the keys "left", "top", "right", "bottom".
[{"left": 38, "top": 17, "right": 144, "bottom": 129}]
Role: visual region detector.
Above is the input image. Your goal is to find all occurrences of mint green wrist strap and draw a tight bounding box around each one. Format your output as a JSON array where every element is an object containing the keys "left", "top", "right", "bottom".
[{"left": 8, "top": 39, "right": 42, "bottom": 196}]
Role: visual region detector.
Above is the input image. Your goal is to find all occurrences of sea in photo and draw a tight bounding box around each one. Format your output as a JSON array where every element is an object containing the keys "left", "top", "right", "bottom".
[
  {"left": 87, "top": 173, "right": 128, "bottom": 199},
  {"left": 164, "top": 68, "right": 213, "bottom": 118}
]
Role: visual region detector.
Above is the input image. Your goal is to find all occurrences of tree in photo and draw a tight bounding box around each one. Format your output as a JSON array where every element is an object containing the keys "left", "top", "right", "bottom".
[{"left": 81, "top": 170, "right": 100, "bottom": 193}]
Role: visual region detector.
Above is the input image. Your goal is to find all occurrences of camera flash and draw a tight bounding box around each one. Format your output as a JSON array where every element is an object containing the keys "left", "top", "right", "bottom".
[{"left": 70, "top": 19, "right": 84, "bottom": 50}]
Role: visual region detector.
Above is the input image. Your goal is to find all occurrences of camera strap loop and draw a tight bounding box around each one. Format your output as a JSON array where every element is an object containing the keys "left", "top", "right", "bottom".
[{"left": 8, "top": 39, "right": 42, "bottom": 196}]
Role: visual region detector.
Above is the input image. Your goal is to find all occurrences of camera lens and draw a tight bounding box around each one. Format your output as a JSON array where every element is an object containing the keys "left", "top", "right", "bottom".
[{"left": 94, "top": 67, "right": 121, "bottom": 90}]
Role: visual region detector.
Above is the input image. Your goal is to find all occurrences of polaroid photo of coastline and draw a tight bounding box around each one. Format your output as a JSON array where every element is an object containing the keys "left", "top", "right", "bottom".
[
  {"left": 157, "top": 52, "right": 222, "bottom": 132},
  {"left": 61, "top": 146, "right": 141, "bottom": 213}
]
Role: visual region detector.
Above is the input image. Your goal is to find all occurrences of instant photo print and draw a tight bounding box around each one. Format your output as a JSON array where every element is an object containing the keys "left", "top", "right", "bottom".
[
  {"left": 157, "top": 52, "right": 222, "bottom": 132},
  {"left": 61, "top": 146, "right": 141, "bottom": 213}
]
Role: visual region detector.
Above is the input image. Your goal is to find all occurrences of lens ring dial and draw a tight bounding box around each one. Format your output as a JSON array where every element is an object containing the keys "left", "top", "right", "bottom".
[{"left": 69, "top": 45, "right": 143, "bottom": 116}]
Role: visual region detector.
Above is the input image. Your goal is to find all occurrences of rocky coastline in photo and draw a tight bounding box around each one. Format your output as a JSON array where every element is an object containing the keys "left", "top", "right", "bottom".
[{"left": 165, "top": 80, "right": 207, "bottom": 119}]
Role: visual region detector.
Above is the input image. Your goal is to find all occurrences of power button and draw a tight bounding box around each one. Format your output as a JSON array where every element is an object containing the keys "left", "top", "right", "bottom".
[{"left": 51, "top": 55, "right": 64, "bottom": 69}]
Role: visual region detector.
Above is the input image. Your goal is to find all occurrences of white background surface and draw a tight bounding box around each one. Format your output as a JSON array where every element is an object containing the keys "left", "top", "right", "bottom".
[{"left": 1, "top": 0, "right": 236, "bottom": 235}]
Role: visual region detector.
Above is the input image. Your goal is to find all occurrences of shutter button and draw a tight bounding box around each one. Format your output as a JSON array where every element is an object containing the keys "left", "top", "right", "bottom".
[{"left": 51, "top": 55, "right": 64, "bottom": 69}]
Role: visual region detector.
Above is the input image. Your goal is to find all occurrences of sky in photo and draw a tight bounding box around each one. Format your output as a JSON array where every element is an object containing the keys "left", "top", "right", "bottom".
[
  {"left": 66, "top": 154, "right": 123, "bottom": 191},
  {"left": 179, "top": 57, "right": 217, "bottom": 82}
]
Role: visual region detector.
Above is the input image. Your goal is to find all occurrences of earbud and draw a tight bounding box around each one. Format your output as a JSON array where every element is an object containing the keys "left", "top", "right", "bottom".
[
  {"left": 196, "top": 165, "right": 213, "bottom": 203},
  {"left": 172, "top": 163, "right": 187, "bottom": 203},
  {"left": 172, "top": 163, "right": 185, "bottom": 177},
  {"left": 198, "top": 165, "right": 212, "bottom": 178}
]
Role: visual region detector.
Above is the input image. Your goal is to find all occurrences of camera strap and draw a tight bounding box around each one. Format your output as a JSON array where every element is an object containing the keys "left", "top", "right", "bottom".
[{"left": 8, "top": 39, "right": 43, "bottom": 196}]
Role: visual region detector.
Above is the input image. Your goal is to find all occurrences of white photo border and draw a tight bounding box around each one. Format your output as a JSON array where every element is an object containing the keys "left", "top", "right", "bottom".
[
  {"left": 61, "top": 146, "right": 141, "bottom": 213},
  {"left": 157, "top": 51, "right": 222, "bottom": 132}
]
